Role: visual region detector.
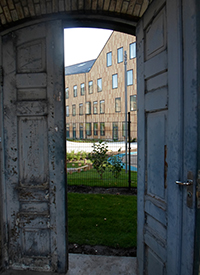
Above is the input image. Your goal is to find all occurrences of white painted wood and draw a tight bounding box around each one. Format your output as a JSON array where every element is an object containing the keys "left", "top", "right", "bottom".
[
  {"left": 137, "top": 0, "right": 197, "bottom": 274},
  {"left": 1, "top": 21, "right": 67, "bottom": 273}
]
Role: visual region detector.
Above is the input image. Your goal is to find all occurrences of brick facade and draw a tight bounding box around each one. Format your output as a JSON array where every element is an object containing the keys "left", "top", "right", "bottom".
[{"left": 65, "top": 31, "right": 137, "bottom": 141}]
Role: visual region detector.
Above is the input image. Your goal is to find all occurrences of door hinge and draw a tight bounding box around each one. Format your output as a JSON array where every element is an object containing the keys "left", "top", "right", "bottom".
[{"left": 196, "top": 170, "right": 200, "bottom": 209}]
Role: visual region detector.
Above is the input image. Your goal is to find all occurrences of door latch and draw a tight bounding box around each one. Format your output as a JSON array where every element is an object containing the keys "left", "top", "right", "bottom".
[{"left": 176, "top": 171, "right": 193, "bottom": 208}]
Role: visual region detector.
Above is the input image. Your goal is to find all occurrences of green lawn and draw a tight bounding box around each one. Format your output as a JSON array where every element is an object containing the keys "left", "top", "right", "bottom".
[
  {"left": 67, "top": 167, "right": 137, "bottom": 188},
  {"left": 68, "top": 193, "right": 137, "bottom": 248}
]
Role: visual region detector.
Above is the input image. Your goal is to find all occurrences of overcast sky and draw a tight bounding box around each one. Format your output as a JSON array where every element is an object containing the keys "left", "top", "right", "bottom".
[{"left": 64, "top": 28, "right": 113, "bottom": 67}]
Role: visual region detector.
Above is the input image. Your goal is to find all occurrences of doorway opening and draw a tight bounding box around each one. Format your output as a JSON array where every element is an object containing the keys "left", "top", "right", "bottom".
[{"left": 64, "top": 27, "right": 138, "bottom": 259}]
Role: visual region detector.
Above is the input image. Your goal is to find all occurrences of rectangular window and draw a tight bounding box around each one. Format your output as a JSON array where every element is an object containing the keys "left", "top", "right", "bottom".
[
  {"left": 130, "top": 42, "right": 136, "bottom": 59},
  {"left": 112, "top": 74, "right": 118, "bottom": 89},
  {"left": 113, "top": 122, "right": 118, "bottom": 141},
  {"left": 79, "top": 103, "right": 83, "bottom": 115},
  {"left": 130, "top": 95, "right": 137, "bottom": 111},
  {"left": 93, "top": 122, "right": 98, "bottom": 136},
  {"left": 86, "top": 101, "right": 91, "bottom": 115},
  {"left": 93, "top": 101, "right": 98, "bottom": 114},
  {"left": 122, "top": 122, "right": 126, "bottom": 137},
  {"left": 100, "top": 100, "right": 105, "bottom": 114},
  {"left": 97, "top": 78, "right": 102, "bottom": 92},
  {"left": 79, "top": 123, "right": 84, "bottom": 139},
  {"left": 66, "top": 105, "right": 69, "bottom": 117},
  {"left": 127, "top": 69, "right": 133, "bottom": 86},
  {"left": 72, "top": 104, "right": 76, "bottom": 116},
  {"left": 65, "top": 87, "right": 69, "bottom": 99},
  {"left": 115, "top": 97, "right": 121, "bottom": 112},
  {"left": 86, "top": 123, "right": 91, "bottom": 136},
  {"left": 73, "top": 85, "right": 77, "bottom": 97},
  {"left": 107, "top": 52, "right": 112, "bottom": 67},
  {"left": 80, "top": 83, "right": 85, "bottom": 96},
  {"left": 66, "top": 123, "right": 70, "bottom": 138},
  {"left": 100, "top": 122, "right": 105, "bottom": 136},
  {"left": 88, "top": 81, "right": 93, "bottom": 94},
  {"left": 73, "top": 123, "right": 76, "bottom": 139},
  {"left": 117, "top": 47, "right": 123, "bottom": 63}
]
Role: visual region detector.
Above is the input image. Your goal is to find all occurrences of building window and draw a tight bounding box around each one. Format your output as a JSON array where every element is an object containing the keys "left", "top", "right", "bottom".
[
  {"left": 130, "top": 42, "right": 136, "bottom": 59},
  {"left": 73, "top": 85, "right": 77, "bottom": 97},
  {"left": 115, "top": 97, "right": 121, "bottom": 112},
  {"left": 117, "top": 47, "right": 123, "bottom": 63},
  {"left": 66, "top": 123, "right": 70, "bottom": 138},
  {"left": 97, "top": 78, "right": 102, "bottom": 92},
  {"left": 80, "top": 83, "right": 85, "bottom": 96},
  {"left": 112, "top": 74, "right": 118, "bottom": 89},
  {"left": 100, "top": 100, "right": 105, "bottom": 114},
  {"left": 72, "top": 104, "right": 76, "bottom": 116},
  {"left": 93, "top": 101, "right": 98, "bottom": 114},
  {"left": 107, "top": 52, "right": 112, "bottom": 67},
  {"left": 79, "top": 123, "right": 84, "bottom": 139},
  {"left": 88, "top": 81, "right": 93, "bottom": 94},
  {"left": 86, "top": 101, "right": 91, "bottom": 115},
  {"left": 86, "top": 123, "right": 91, "bottom": 136},
  {"left": 113, "top": 122, "right": 118, "bottom": 141},
  {"left": 79, "top": 103, "right": 83, "bottom": 115},
  {"left": 122, "top": 122, "right": 126, "bottom": 137},
  {"left": 65, "top": 87, "right": 69, "bottom": 99},
  {"left": 100, "top": 122, "right": 105, "bottom": 136},
  {"left": 130, "top": 95, "right": 137, "bottom": 111},
  {"left": 73, "top": 123, "right": 76, "bottom": 139},
  {"left": 93, "top": 122, "right": 98, "bottom": 136},
  {"left": 66, "top": 105, "right": 69, "bottom": 117},
  {"left": 127, "top": 70, "right": 133, "bottom": 86}
]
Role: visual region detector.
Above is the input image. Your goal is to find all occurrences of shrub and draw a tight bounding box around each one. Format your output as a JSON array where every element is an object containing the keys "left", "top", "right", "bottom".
[
  {"left": 88, "top": 141, "right": 108, "bottom": 179},
  {"left": 67, "top": 150, "right": 75, "bottom": 162}
]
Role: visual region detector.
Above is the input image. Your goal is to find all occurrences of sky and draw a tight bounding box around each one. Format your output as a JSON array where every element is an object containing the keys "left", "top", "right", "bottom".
[{"left": 64, "top": 28, "right": 113, "bottom": 67}]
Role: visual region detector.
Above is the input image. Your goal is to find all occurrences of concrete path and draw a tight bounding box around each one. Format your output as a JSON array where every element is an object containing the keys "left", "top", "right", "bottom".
[{"left": 1, "top": 255, "right": 137, "bottom": 275}]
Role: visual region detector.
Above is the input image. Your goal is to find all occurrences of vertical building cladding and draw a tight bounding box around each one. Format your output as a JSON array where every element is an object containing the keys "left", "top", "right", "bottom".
[{"left": 65, "top": 31, "right": 137, "bottom": 141}]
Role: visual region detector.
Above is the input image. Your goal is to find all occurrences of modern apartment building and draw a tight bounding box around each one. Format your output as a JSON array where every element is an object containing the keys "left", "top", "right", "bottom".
[{"left": 65, "top": 31, "right": 137, "bottom": 141}]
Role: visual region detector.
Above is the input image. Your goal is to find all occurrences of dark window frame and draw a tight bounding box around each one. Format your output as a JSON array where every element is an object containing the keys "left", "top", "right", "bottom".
[
  {"left": 72, "top": 104, "right": 76, "bottom": 116},
  {"left": 97, "top": 78, "right": 102, "bottom": 92},
  {"left": 80, "top": 83, "right": 85, "bottom": 96},
  {"left": 73, "top": 85, "right": 77, "bottom": 97},
  {"left": 107, "top": 51, "right": 112, "bottom": 67},
  {"left": 112, "top": 74, "right": 118, "bottom": 89},
  {"left": 117, "top": 47, "right": 123, "bottom": 63},
  {"left": 115, "top": 97, "right": 121, "bottom": 112},
  {"left": 100, "top": 100, "right": 105, "bottom": 114}
]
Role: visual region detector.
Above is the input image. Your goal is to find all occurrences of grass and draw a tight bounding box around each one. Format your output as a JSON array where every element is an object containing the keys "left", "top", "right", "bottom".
[
  {"left": 67, "top": 167, "right": 137, "bottom": 188},
  {"left": 68, "top": 193, "right": 137, "bottom": 248}
]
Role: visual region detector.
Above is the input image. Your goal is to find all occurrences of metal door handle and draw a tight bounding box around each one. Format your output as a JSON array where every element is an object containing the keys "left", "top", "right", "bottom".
[{"left": 176, "top": 179, "right": 193, "bottom": 186}]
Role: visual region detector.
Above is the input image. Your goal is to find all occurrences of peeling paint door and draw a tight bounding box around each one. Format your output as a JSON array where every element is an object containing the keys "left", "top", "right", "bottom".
[
  {"left": 137, "top": 0, "right": 196, "bottom": 274},
  {"left": 1, "top": 21, "right": 67, "bottom": 273}
]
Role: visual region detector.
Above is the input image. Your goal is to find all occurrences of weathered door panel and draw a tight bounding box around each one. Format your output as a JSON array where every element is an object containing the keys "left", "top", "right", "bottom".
[
  {"left": 136, "top": 0, "right": 196, "bottom": 274},
  {"left": 2, "top": 21, "right": 67, "bottom": 272}
]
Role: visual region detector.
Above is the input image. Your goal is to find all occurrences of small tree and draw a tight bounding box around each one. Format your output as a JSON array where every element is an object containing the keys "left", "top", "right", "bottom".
[{"left": 88, "top": 141, "right": 108, "bottom": 179}]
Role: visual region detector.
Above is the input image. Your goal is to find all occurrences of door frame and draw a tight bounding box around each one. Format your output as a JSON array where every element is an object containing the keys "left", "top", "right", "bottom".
[{"left": 0, "top": 1, "right": 198, "bottom": 272}]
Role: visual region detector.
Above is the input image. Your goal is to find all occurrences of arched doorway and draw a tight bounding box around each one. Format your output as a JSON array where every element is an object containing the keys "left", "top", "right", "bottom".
[{"left": 0, "top": 0, "right": 198, "bottom": 274}]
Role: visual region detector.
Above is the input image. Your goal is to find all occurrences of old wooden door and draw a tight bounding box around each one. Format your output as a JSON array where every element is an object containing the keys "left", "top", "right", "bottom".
[
  {"left": 1, "top": 21, "right": 67, "bottom": 273},
  {"left": 137, "top": 0, "right": 196, "bottom": 274}
]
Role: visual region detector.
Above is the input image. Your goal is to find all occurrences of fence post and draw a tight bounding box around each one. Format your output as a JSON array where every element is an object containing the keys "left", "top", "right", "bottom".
[{"left": 128, "top": 112, "right": 131, "bottom": 189}]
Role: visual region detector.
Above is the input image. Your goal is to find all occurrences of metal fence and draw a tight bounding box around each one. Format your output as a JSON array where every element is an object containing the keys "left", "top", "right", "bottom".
[{"left": 66, "top": 112, "right": 137, "bottom": 188}]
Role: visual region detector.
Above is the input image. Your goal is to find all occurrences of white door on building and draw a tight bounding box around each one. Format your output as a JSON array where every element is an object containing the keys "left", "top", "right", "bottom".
[
  {"left": 1, "top": 21, "right": 67, "bottom": 273},
  {"left": 136, "top": 0, "right": 196, "bottom": 274}
]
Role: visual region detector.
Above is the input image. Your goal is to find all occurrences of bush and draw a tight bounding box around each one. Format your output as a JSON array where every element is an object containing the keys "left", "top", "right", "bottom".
[
  {"left": 67, "top": 150, "right": 75, "bottom": 162},
  {"left": 88, "top": 141, "right": 108, "bottom": 179}
]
